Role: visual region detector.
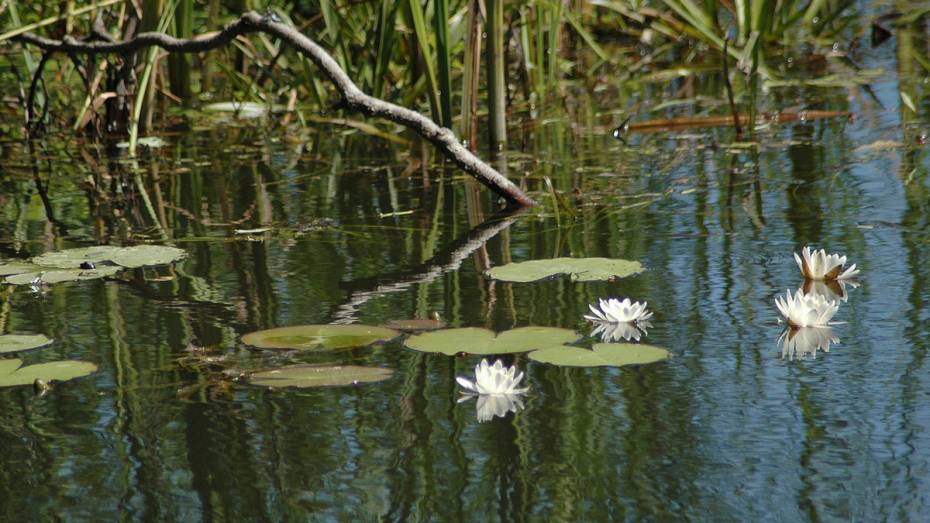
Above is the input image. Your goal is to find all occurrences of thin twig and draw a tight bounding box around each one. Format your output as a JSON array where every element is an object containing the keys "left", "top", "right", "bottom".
[{"left": 15, "top": 11, "right": 536, "bottom": 207}]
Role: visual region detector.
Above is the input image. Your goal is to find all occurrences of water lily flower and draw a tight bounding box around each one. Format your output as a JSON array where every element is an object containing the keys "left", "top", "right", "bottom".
[
  {"left": 775, "top": 288, "right": 839, "bottom": 328},
  {"left": 456, "top": 359, "right": 528, "bottom": 396},
  {"left": 591, "top": 320, "right": 651, "bottom": 342},
  {"left": 779, "top": 326, "right": 839, "bottom": 360},
  {"left": 584, "top": 298, "right": 653, "bottom": 324},
  {"left": 457, "top": 393, "right": 525, "bottom": 423},
  {"left": 794, "top": 246, "right": 859, "bottom": 281}
]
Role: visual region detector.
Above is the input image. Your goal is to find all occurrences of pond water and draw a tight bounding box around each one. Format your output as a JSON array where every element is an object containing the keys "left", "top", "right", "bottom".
[{"left": 2, "top": 35, "right": 930, "bottom": 521}]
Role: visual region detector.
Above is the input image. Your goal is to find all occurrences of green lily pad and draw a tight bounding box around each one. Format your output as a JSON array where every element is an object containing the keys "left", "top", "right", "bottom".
[
  {"left": 383, "top": 318, "right": 447, "bottom": 331},
  {"left": 250, "top": 365, "right": 393, "bottom": 388},
  {"left": 0, "top": 262, "right": 44, "bottom": 276},
  {"left": 0, "top": 359, "right": 98, "bottom": 388},
  {"left": 5, "top": 266, "right": 122, "bottom": 285},
  {"left": 0, "top": 334, "right": 53, "bottom": 354},
  {"left": 529, "top": 342, "right": 670, "bottom": 367},
  {"left": 116, "top": 136, "right": 168, "bottom": 149},
  {"left": 405, "top": 326, "right": 578, "bottom": 356},
  {"left": 486, "top": 257, "right": 644, "bottom": 282},
  {"left": 241, "top": 324, "right": 401, "bottom": 351},
  {"left": 32, "top": 245, "right": 186, "bottom": 269},
  {"left": 204, "top": 101, "right": 275, "bottom": 119}
]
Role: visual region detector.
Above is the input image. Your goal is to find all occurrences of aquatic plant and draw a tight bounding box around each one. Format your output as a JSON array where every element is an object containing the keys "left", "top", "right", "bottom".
[
  {"left": 584, "top": 298, "right": 653, "bottom": 324},
  {"left": 529, "top": 342, "right": 670, "bottom": 367},
  {"left": 456, "top": 359, "right": 528, "bottom": 396},
  {"left": 794, "top": 246, "right": 859, "bottom": 281},
  {"left": 774, "top": 288, "right": 838, "bottom": 328}
]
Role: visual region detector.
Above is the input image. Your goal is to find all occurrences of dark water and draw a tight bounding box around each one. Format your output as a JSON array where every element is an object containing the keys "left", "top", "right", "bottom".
[{"left": 3, "top": 38, "right": 930, "bottom": 523}]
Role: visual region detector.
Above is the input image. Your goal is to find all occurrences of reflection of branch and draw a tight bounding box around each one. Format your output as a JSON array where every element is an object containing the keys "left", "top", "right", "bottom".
[
  {"left": 15, "top": 11, "right": 535, "bottom": 207},
  {"left": 27, "top": 141, "right": 68, "bottom": 236},
  {"left": 333, "top": 209, "right": 526, "bottom": 323}
]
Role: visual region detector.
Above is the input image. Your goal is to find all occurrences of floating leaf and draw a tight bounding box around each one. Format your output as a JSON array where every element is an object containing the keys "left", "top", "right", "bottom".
[
  {"left": 0, "top": 359, "right": 98, "bottom": 388},
  {"left": 0, "top": 334, "right": 53, "bottom": 354},
  {"left": 204, "top": 101, "right": 274, "bottom": 119},
  {"left": 32, "top": 245, "right": 186, "bottom": 269},
  {"left": 405, "top": 327, "right": 578, "bottom": 356},
  {"left": 384, "top": 318, "right": 447, "bottom": 331},
  {"left": 250, "top": 365, "right": 393, "bottom": 388},
  {"left": 487, "top": 258, "right": 644, "bottom": 283},
  {"left": 528, "top": 346, "right": 606, "bottom": 366},
  {"left": 0, "top": 262, "right": 44, "bottom": 276},
  {"left": 529, "top": 342, "right": 670, "bottom": 367},
  {"left": 241, "top": 324, "right": 401, "bottom": 351},
  {"left": 117, "top": 136, "right": 168, "bottom": 149},
  {"left": 5, "top": 266, "right": 121, "bottom": 285}
]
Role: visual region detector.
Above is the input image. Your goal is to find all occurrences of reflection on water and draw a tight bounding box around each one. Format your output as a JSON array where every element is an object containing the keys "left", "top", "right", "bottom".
[
  {"left": 778, "top": 326, "right": 840, "bottom": 360},
  {"left": 590, "top": 319, "right": 651, "bottom": 342},
  {"left": 803, "top": 277, "right": 858, "bottom": 303},
  {"left": 458, "top": 393, "right": 526, "bottom": 423}
]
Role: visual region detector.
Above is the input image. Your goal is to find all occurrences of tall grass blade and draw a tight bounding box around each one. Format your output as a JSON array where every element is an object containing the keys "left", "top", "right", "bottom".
[
  {"left": 487, "top": 0, "right": 506, "bottom": 148},
  {"left": 372, "top": 0, "right": 401, "bottom": 99},
  {"left": 168, "top": 0, "right": 193, "bottom": 105},
  {"left": 434, "top": 0, "right": 453, "bottom": 128},
  {"left": 408, "top": 0, "right": 443, "bottom": 124},
  {"left": 460, "top": 0, "right": 482, "bottom": 147},
  {"left": 130, "top": 0, "right": 178, "bottom": 156}
]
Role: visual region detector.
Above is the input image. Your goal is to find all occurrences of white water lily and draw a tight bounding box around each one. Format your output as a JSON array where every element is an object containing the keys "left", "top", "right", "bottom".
[
  {"left": 775, "top": 289, "right": 839, "bottom": 328},
  {"left": 458, "top": 393, "right": 526, "bottom": 423},
  {"left": 779, "top": 326, "right": 839, "bottom": 360},
  {"left": 590, "top": 320, "right": 651, "bottom": 342},
  {"left": 584, "top": 298, "right": 653, "bottom": 324},
  {"left": 456, "top": 359, "right": 528, "bottom": 396},
  {"left": 794, "top": 246, "right": 859, "bottom": 281}
]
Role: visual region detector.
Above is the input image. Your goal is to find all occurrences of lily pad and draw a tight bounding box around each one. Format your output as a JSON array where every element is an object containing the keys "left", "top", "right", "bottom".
[
  {"left": 0, "top": 334, "right": 53, "bottom": 354},
  {"left": 250, "top": 365, "right": 393, "bottom": 388},
  {"left": 0, "top": 262, "right": 44, "bottom": 276},
  {"left": 5, "top": 266, "right": 122, "bottom": 285},
  {"left": 487, "top": 257, "right": 644, "bottom": 283},
  {"left": 116, "top": 136, "right": 168, "bottom": 149},
  {"left": 241, "top": 324, "right": 401, "bottom": 351},
  {"left": 529, "top": 342, "right": 670, "bottom": 367},
  {"left": 204, "top": 101, "right": 273, "bottom": 119},
  {"left": 0, "top": 359, "right": 98, "bottom": 388},
  {"left": 405, "top": 326, "right": 578, "bottom": 356},
  {"left": 32, "top": 245, "right": 186, "bottom": 269},
  {"left": 384, "top": 318, "right": 447, "bottom": 331}
]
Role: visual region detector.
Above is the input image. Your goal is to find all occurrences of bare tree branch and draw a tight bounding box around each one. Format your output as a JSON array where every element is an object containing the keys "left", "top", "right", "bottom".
[{"left": 14, "top": 11, "right": 537, "bottom": 207}]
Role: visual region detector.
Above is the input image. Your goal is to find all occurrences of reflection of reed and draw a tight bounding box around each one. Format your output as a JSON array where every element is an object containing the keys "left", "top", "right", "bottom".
[{"left": 333, "top": 208, "right": 526, "bottom": 323}]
